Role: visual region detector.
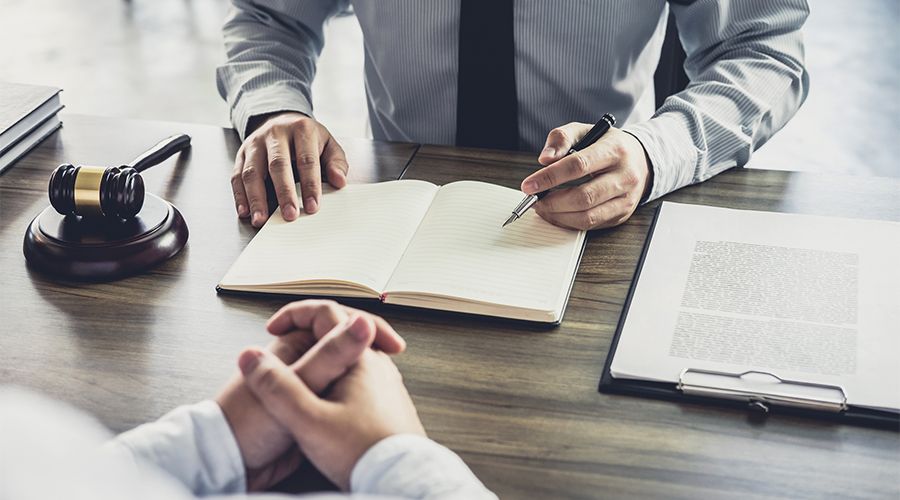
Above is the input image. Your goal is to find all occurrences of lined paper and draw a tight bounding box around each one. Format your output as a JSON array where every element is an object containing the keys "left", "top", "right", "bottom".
[
  {"left": 220, "top": 181, "right": 439, "bottom": 292},
  {"left": 385, "top": 181, "right": 585, "bottom": 311}
]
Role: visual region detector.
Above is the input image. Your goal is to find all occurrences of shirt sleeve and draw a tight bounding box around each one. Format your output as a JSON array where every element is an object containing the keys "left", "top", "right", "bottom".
[
  {"left": 623, "top": 0, "right": 810, "bottom": 201},
  {"left": 104, "top": 400, "right": 247, "bottom": 496},
  {"left": 215, "top": 0, "right": 350, "bottom": 139},
  {"left": 351, "top": 434, "right": 498, "bottom": 500}
]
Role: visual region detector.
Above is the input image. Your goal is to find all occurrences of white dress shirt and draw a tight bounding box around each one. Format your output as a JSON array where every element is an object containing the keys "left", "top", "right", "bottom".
[
  {"left": 216, "top": 0, "right": 809, "bottom": 201},
  {"left": 0, "top": 387, "right": 496, "bottom": 500}
]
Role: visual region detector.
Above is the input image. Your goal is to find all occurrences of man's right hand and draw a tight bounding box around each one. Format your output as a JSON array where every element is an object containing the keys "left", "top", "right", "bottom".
[
  {"left": 231, "top": 112, "right": 349, "bottom": 227},
  {"left": 240, "top": 344, "right": 425, "bottom": 491}
]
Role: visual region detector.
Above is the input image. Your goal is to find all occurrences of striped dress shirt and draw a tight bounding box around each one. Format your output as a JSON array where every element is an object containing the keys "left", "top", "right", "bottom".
[{"left": 216, "top": 0, "right": 809, "bottom": 201}]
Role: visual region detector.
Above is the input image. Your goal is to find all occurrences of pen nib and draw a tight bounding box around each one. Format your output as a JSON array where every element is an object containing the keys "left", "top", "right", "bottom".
[{"left": 502, "top": 214, "right": 517, "bottom": 228}]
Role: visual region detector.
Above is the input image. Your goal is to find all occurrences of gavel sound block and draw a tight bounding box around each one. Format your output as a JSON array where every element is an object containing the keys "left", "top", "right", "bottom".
[{"left": 24, "top": 134, "right": 191, "bottom": 281}]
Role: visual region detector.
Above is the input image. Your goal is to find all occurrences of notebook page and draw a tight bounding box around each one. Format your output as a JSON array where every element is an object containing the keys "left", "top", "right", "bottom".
[
  {"left": 220, "top": 180, "right": 439, "bottom": 293},
  {"left": 610, "top": 202, "right": 900, "bottom": 412},
  {"left": 384, "top": 181, "right": 585, "bottom": 312}
]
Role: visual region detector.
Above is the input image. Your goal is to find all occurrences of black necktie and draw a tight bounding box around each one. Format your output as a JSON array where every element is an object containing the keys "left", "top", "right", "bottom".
[{"left": 455, "top": 0, "right": 519, "bottom": 150}]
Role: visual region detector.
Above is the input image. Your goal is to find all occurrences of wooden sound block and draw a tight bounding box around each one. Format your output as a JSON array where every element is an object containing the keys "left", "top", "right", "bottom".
[{"left": 24, "top": 194, "right": 188, "bottom": 281}]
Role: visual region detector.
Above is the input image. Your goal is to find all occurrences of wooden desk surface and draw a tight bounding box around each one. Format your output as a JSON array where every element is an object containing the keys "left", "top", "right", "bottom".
[{"left": 1, "top": 114, "right": 898, "bottom": 499}]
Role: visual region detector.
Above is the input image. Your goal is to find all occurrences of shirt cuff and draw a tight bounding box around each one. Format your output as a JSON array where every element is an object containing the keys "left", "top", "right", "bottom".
[
  {"left": 107, "top": 400, "right": 246, "bottom": 496},
  {"left": 224, "top": 80, "right": 314, "bottom": 140},
  {"left": 351, "top": 434, "right": 497, "bottom": 499},
  {"left": 623, "top": 111, "right": 701, "bottom": 202}
]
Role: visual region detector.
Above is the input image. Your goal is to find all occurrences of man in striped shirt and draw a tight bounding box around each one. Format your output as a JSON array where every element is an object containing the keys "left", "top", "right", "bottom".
[{"left": 217, "top": 0, "right": 808, "bottom": 231}]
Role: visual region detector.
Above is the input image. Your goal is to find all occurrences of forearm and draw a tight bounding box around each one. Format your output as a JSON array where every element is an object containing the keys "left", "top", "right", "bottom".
[
  {"left": 352, "top": 434, "right": 497, "bottom": 500},
  {"left": 625, "top": 0, "right": 809, "bottom": 200},
  {"left": 104, "top": 401, "right": 247, "bottom": 496},
  {"left": 216, "top": 0, "right": 346, "bottom": 138}
]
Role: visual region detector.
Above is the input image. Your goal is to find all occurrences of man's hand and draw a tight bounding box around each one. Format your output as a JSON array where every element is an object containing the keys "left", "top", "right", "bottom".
[
  {"left": 215, "top": 300, "right": 406, "bottom": 491},
  {"left": 231, "top": 112, "right": 350, "bottom": 227},
  {"left": 521, "top": 123, "right": 653, "bottom": 230},
  {"left": 240, "top": 346, "right": 424, "bottom": 491}
]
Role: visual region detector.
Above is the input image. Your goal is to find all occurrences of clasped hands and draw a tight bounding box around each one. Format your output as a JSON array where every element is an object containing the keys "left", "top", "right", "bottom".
[
  {"left": 232, "top": 113, "right": 651, "bottom": 231},
  {"left": 215, "top": 300, "right": 424, "bottom": 492}
]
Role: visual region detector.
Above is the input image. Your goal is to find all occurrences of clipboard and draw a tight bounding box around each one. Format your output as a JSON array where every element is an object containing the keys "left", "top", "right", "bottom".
[{"left": 598, "top": 204, "right": 900, "bottom": 430}]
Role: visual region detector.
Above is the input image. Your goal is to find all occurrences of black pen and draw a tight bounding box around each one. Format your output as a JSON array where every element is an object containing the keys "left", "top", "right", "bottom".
[{"left": 502, "top": 113, "right": 616, "bottom": 227}]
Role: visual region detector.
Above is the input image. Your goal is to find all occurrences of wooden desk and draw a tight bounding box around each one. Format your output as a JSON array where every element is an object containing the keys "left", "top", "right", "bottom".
[{"left": 1, "top": 114, "right": 897, "bottom": 499}]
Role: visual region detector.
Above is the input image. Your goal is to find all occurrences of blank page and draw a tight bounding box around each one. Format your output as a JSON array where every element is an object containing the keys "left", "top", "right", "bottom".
[
  {"left": 384, "top": 181, "right": 585, "bottom": 313},
  {"left": 220, "top": 180, "right": 439, "bottom": 293}
]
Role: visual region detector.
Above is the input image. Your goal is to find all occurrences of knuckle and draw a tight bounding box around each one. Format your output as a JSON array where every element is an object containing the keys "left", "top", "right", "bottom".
[
  {"left": 572, "top": 153, "right": 592, "bottom": 176},
  {"left": 320, "top": 337, "right": 341, "bottom": 356},
  {"left": 315, "top": 300, "right": 342, "bottom": 318},
  {"left": 578, "top": 187, "right": 595, "bottom": 210},
  {"left": 308, "top": 299, "right": 332, "bottom": 311},
  {"left": 612, "top": 141, "right": 629, "bottom": 159},
  {"left": 257, "top": 368, "right": 282, "bottom": 395},
  {"left": 246, "top": 192, "right": 263, "bottom": 208},
  {"left": 549, "top": 128, "right": 568, "bottom": 144},
  {"left": 323, "top": 301, "right": 343, "bottom": 316},
  {"left": 276, "top": 185, "right": 296, "bottom": 199},
  {"left": 568, "top": 151, "right": 590, "bottom": 178},
  {"left": 297, "top": 153, "right": 318, "bottom": 169},
  {"left": 302, "top": 180, "right": 320, "bottom": 193},
  {"left": 241, "top": 165, "right": 259, "bottom": 181},
  {"left": 250, "top": 136, "right": 266, "bottom": 148},
  {"left": 621, "top": 169, "right": 639, "bottom": 189},
  {"left": 295, "top": 118, "right": 313, "bottom": 132},
  {"left": 268, "top": 154, "right": 290, "bottom": 172},
  {"left": 539, "top": 170, "right": 556, "bottom": 188},
  {"left": 582, "top": 212, "right": 597, "bottom": 229}
]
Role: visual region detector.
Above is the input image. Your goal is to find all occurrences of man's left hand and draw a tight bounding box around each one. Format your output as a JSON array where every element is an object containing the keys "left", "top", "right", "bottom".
[
  {"left": 521, "top": 123, "right": 652, "bottom": 230},
  {"left": 215, "top": 300, "right": 406, "bottom": 491}
]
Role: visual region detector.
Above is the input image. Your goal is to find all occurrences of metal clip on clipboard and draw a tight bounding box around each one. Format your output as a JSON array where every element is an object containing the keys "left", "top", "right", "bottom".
[{"left": 677, "top": 368, "right": 849, "bottom": 414}]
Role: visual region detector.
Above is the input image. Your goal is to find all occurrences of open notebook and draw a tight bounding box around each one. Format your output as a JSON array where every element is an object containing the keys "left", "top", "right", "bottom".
[{"left": 218, "top": 180, "right": 587, "bottom": 323}]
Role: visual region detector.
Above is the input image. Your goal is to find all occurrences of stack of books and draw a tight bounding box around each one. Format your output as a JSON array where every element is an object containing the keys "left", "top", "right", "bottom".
[{"left": 0, "top": 82, "right": 63, "bottom": 174}]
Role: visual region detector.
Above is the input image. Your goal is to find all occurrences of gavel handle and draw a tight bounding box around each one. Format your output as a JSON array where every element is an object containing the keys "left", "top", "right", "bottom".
[{"left": 127, "top": 134, "right": 192, "bottom": 172}]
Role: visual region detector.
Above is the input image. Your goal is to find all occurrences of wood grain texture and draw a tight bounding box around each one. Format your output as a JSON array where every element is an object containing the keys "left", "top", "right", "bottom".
[
  {"left": 0, "top": 114, "right": 415, "bottom": 433},
  {"left": 1, "top": 123, "right": 897, "bottom": 499},
  {"left": 397, "top": 145, "right": 900, "bottom": 499}
]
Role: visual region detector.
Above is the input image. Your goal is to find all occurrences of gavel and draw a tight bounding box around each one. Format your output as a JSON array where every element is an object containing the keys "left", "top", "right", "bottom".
[{"left": 48, "top": 134, "right": 191, "bottom": 220}]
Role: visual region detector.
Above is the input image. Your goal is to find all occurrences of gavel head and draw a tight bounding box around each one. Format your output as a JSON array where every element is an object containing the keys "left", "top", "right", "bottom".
[{"left": 49, "top": 164, "right": 145, "bottom": 219}]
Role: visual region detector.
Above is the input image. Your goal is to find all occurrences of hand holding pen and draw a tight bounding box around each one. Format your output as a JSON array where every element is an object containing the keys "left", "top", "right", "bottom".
[{"left": 504, "top": 114, "right": 654, "bottom": 230}]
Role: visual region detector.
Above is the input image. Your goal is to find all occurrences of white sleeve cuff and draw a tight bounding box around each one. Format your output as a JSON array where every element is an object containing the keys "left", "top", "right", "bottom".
[
  {"left": 624, "top": 111, "right": 703, "bottom": 202},
  {"left": 351, "top": 434, "right": 497, "bottom": 500},
  {"left": 107, "top": 400, "right": 246, "bottom": 496},
  {"left": 216, "top": 66, "right": 314, "bottom": 140}
]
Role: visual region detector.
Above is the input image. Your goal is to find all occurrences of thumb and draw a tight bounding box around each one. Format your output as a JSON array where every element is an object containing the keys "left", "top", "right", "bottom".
[
  {"left": 291, "top": 314, "right": 376, "bottom": 393},
  {"left": 321, "top": 133, "right": 349, "bottom": 189},
  {"left": 239, "top": 348, "right": 326, "bottom": 438},
  {"left": 537, "top": 122, "right": 592, "bottom": 166}
]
